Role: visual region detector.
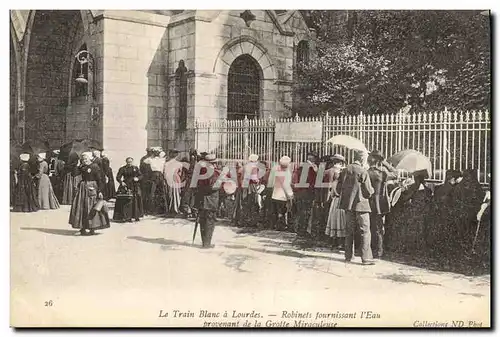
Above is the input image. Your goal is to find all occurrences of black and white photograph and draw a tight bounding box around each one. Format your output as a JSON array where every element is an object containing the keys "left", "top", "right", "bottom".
[{"left": 8, "top": 8, "right": 491, "bottom": 328}]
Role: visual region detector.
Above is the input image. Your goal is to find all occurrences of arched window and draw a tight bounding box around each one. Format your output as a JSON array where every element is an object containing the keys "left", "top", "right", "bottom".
[
  {"left": 175, "top": 60, "right": 188, "bottom": 130},
  {"left": 227, "top": 54, "right": 261, "bottom": 120},
  {"left": 72, "top": 44, "right": 88, "bottom": 98},
  {"left": 296, "top": 40, "right": 309, "bottom": 74}
]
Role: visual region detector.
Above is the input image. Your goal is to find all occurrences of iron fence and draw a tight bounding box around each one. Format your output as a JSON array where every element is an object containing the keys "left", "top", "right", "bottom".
[{"left": 194, "top": 108, "right": 491, "bottom": 185}]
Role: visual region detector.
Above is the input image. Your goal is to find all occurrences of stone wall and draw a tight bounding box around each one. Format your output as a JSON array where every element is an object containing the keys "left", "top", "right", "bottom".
[
  {"left": 24, "top": 10, "right": 82, "bottom": 147},
  {"left": 65, "top": 19, "right": 91, "bottom": 141},
  {"left": 10, "top": 37, "right": 17, "bottom": 141},
  {"left": 166, "top": 16, "right": 196, "bottom": 151},
  {"left": 187, "top": 10, "right": 310, "bottom": 152},
  {"left": 101, "top": 11, "right": 169, "bottom": 170},
  {"left": 14, "top": 10, "right": 312, "bottom": 166}
]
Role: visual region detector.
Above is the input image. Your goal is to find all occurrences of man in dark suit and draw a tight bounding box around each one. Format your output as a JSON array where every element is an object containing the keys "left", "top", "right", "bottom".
[
  {"left": 194, "top": 153, "right": 220, "bottom": 248},
  {"left": 367, "top": 150, "right": 399, "bottom": 259},
  {"left": 293, "top": 152, "right": 319, "bottom": 236},
  {"left": 337, "top": 150, "right": 375, "bottom": 265}
]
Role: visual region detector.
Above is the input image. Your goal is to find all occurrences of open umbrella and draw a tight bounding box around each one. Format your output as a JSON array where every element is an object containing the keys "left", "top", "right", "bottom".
[
  {"left": 59, "top": 139, "right": 91, "bottom": 163},
  {"left": 86, "top": 139, "right": 103, "bottom": 151},
  {"left": 325, "top": 135, "right": 368, "bottom": 152},
  {"left": 21, "top": 139, "right": 50, "bottom": 155},
  {"left": 388, "top": 149, "right": 432, "bottom": 176}
]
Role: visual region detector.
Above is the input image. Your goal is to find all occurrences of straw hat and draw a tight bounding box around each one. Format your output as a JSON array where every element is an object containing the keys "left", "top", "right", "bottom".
[
  {"left": 205, "top": 153, "right": 217, "bottom": 162},
  {"left": 82, "top": 151, "right": 93, "bottom": 158},
  {"left": 53, "top": 149, "right": 60, "bottom": 155},
  {"left": 38, "top": 152, "right": 46, "bottom": 160},
  {"left": 279, "top": 156, "right": 291, "bottom": 166},
  {"left": 249, "top": 154, "right": 259, "bottom": 162},
  {"left": 331, "top": 154, "right": 345, "bottom": 163},
  {"left": 20, "top": 153, "right": 30, "bottom": 162}
]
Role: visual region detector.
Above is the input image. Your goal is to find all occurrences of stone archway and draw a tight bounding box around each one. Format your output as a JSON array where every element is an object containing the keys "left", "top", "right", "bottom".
[
  {"left": 10, "top": 25, "right": 21, "bottom": 142},
  {"left": 23, "top": 10, "right": 85, "bottom": 146},
  {"left": 213, "top": 36, "right": 278, "bottom": 119},
  {"left": 213, "top": 36, "right": 276, "bottom": 81}
]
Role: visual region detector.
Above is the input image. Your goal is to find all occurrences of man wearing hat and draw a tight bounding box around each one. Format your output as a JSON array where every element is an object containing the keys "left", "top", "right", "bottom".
[
  {"left": 293, "top": 151, "right": 319, "bottom": 236},
  {"left": 367, "top": 150, "right": 399, "bottom": 259},
  {"left": 336, "top": 150, "right": 375, "bottom": 265},
  {"left": 194, "top": 153, "right": 220, "bottom": 248}
]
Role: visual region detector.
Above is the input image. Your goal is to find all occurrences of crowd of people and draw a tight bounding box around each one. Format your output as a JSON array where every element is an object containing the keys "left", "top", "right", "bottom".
[{"left": 10, "top": 145, "right": 491, "bottom": 268}]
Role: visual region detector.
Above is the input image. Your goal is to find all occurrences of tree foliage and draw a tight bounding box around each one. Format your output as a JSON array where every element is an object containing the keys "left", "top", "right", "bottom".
[{"left": 295, "top": 10, "right": 491, "bottom": 116}]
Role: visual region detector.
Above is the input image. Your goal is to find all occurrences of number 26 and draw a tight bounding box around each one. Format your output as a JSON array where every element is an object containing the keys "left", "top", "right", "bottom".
[{"left": 44, "top": 300, "right": 53, "bottom": 307}]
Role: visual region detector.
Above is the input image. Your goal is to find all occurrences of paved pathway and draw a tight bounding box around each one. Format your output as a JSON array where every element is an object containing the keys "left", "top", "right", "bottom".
[{"left": 10, "top": 206, "right": 490, "bottom": 327}]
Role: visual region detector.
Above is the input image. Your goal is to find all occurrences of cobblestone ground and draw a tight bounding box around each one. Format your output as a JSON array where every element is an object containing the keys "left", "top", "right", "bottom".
[{"left": 10, "top": 205, "right": 490, "bottom": 327}]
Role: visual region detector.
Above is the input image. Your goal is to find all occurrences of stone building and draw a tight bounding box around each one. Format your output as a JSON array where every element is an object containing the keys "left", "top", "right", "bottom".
[{"left": 10, "top": 10, "right": 313, "bottom": 171}]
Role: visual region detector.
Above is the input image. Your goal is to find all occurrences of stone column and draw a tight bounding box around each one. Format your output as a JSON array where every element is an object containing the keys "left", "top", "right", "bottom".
[{"left": 100, "top": 11, "right": 169, "bottom": 173}]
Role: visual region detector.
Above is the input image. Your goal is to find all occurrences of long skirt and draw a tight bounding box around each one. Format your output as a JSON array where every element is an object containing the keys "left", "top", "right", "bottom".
[
  {"left": 62, "top": 173, "right": 82, "bottom": 205},
  {"left": 113, "top": 194, "right": 144, "bottom": 221},
  {"left": 38, "top": 174, "right": 60, "bottom": 210},
  {"left": 103, "top": 176, "right": 116, "bottom": 201},
  {"left": 325, "top": 196, "right": 346, "bottom": 238},
  {"left": 235, "top": 186, "right": 261, "bottom": 227},
  {"left": 307, "top": 200, "right": 330, "bottom": 238},
  {"left": 50, "top": 175, "right": 63, "bottom": 203},
  {"left": 69, "top": 181, "right": 110, "bottom": 230},
  {"left": 13, "top": 175, "right": 39, "bottom": 212},
  {"left": 148, "top": 172, "right": 166, "bottom": 215},
  {"left": 166, "top": 183, "right": 181, "bottom": 215}
]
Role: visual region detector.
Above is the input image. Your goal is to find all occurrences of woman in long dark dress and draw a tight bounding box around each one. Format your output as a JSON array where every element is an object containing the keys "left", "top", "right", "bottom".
[
  {"left": 69, "top": 152, "right": 110, "bottom": 236},
  {"left": 62, "top": 152, "right": 82, "bottom": 205},
  {"left": 51, "top": 150, "right": 65, "bottom": 203},
  {"left": 113, "top": 157, "right": 144, "bottom": 222},
  {"left": 13, "top": 154, "right": 39, "bottom": 212},
  {"left": 101, "top": 156, "right": 116, "bottom": 201},
  {"left": 385, "top": 170, "right": 432, "bottom": 256}
]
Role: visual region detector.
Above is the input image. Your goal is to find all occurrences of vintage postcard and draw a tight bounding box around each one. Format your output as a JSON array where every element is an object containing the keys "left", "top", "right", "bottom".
[{"left": 9, "top": 9, "right": 491, "bottom": 328}]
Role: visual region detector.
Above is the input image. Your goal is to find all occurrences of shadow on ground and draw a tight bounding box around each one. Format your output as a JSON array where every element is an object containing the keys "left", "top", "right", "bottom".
[
  {"left": 20, "top": 227, "right": 85, "bottom": 236},
  {"left": 224, "top": 254, "right": 255, "bottom": 273},
  {"left": 128, "top": 236, "right": 201, "bottom": 248},
  {"left": 224, "top": 223, "right": 490, "bottom": 277},
  {"left": 378, "top": 273, "right": 442, "bottom": 287},
  {"left": 383, "top": 251, "right": 490, "bottom": 277}
]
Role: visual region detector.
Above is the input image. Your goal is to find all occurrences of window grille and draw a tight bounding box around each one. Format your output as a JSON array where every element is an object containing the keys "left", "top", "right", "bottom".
[{"left": 227, "top": 55, "right": 261, "bottom": 120}]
